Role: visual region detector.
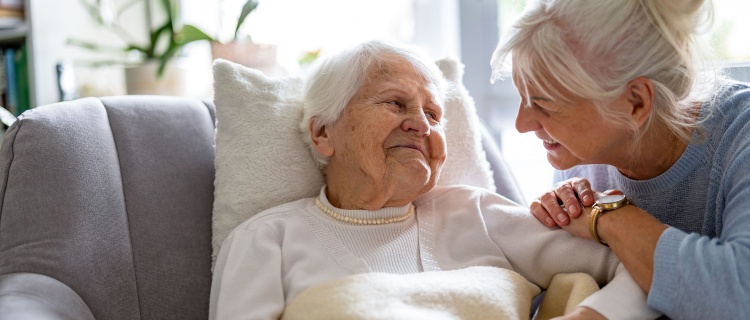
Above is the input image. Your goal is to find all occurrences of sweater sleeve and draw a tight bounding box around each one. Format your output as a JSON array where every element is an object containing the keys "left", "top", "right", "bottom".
[
  {"left": 579, "top": 264, "right": 662, "bottom": 319},
  {"left": 649, "top": 140, "right": 750, "bottom": 318},
  {"left": 209, "top": 224, "right": 285, "bottom": 320},
  {"left": 480, "top": 192, "right": 659, "bottom": 319},
  {"left": 482, "top": 191, "right": 616, "bottom": 287}
]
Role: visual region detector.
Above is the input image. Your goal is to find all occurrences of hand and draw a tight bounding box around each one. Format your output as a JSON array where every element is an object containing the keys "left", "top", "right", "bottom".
[
  {"left": 551, "top": 306, "right": 607, "bottom": 320},
  {"left": 530, "top": 177, "right": 596, "bottom": 227},
  {"left": 559, "top": 206, "right": 594, "bottom": 240}
]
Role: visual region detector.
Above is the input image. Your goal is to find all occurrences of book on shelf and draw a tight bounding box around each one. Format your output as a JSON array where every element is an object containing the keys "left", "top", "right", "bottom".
[
  {"left": 1, "top": 45, "right": 29, "bottom": 117},
  {"left": 14, "top": 44, "right": 27, "bottom": 115},
  {"left": 0, "top": 0, "right": 24, "bottom": 120},
  {"left": 4, "top": 47, "right": 16, "bottom": 116}
]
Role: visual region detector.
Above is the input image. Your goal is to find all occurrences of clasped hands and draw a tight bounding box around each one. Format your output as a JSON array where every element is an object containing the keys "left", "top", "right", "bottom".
[{"left": 530, "top": 177, "right": 622, "bottom": 239}]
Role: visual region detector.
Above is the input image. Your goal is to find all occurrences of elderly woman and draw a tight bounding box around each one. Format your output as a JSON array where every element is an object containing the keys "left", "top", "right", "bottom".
[
  {"left": 209, "top": 40, "right": 655, "bottom": 320},
  {"left": 492, "top": 0, "right": 750, "bottom": 319}
]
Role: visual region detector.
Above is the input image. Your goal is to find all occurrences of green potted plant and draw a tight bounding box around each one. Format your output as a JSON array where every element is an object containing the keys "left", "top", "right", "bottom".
[
  {"left": 210, "top": 0, "right": 282, "bottom": 75},
  {"left": 70, "top": 0, "right": 215, "bottom": 95}
]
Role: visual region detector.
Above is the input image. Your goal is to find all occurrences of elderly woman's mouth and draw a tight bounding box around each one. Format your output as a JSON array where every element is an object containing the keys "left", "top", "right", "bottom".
[{"left": 391, "top": 144, "right": 424, "bottom": 154}]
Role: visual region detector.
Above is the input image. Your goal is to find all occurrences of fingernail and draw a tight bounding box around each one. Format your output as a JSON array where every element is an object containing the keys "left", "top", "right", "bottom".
[
  {"left": 545, "top": 217, "right": 554, "bottom": 226},
  {"left": 557, "top": 213, "right": 567, "bottom": 222},
  {"left": 568, "top": 205, "right": 578, "bottom": 214},
  {"left": 582, "top": 195, "right": 591, "bottom": 203}
]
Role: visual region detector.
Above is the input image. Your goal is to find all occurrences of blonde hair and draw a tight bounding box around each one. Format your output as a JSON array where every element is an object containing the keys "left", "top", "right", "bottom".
[
  {"left": 301, "top": 40, "right": 447, "bottom": 168},
  {"left": 491, "top": 0, "right": 716, "bottom": 142}
]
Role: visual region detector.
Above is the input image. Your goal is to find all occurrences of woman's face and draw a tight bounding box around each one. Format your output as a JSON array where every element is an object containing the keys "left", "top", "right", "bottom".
[
  {"left": 512, "top": 74, "right": 633, "bottom": 170},
  {"left": 318, "top": 56, "right": 446, "bottom": 208}
]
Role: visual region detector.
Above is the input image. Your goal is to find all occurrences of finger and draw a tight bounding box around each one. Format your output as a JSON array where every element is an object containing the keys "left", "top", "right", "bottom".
[
  {"left": 530, "top": 199, "right": 557, "bottom": 227},
  {"left": 571, "top": 178, "right": 595, "bottom": 206},
  {"left": 555, "top": 182, "right": 583, "bottom": 218},
  {"left": 539, "top": 191, "right": 570, "bottom": 226}
]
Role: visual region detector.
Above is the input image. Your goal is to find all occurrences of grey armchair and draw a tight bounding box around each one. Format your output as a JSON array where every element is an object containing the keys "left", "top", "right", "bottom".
[{"left": 0, "top": 95, "right": 524, "bottom": 320}]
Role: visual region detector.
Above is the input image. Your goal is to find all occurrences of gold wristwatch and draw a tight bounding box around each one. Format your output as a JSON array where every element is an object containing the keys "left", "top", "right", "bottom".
[{"left": 588, "top": 194, "right": 632, "bottom": 247}]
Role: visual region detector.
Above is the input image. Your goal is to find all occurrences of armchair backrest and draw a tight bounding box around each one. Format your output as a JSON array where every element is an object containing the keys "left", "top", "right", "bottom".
[{"left": 0, "top": 96, "right": 216, "bottom": 320}]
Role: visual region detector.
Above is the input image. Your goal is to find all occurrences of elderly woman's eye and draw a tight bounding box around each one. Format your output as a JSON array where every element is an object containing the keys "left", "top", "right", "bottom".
[
  {"left": 387, "top": 100, "right": 403, "bottom": 107},
  {"left": 425, "top": 111, "right": 438, "bottom": 120}
]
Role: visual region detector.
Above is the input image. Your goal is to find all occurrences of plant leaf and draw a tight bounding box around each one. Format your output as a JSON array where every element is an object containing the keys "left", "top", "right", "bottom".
[
  {"left": 124, "top": 44, "right": 151, "bottom": 56},
  {"left": 234, "top": 0, "right": 259, "bottom": 40},
  {"left": 157, "top": 45, "right": 178, "bottom": 77},
  {"left": 67, "top": 38, "right": 135, "bottom": 53},
  {"left": 176, "top": 24, "right": 215, "bottom": 44},
  {"left": 149, "top": 21, "right": 172, "bottom": 58},
  {"left": 158, "top": 0, "right": 180, "bottom": 32},
  {"left": 156, "top": 24, "right": 213, "bottom": 77}
]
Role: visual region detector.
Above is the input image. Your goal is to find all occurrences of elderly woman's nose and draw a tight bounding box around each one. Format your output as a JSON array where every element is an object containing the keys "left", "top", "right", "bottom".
[
  {"left": 401, "top": 111, "right": 431, "bottom": 135},
  {"left": 515, "top": 104, "right": 541, "bottom": 133}
]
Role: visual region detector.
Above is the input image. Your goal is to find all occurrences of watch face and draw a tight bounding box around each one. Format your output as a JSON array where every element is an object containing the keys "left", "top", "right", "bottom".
[{"left": 598, "top": 194, "right": 626, "bottom": 205}]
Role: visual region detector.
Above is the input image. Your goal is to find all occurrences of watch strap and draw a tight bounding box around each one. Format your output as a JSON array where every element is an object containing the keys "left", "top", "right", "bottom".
[
  {"left": 589, "top": 206, "right": 608, "bottom": 246},
  {"left": 588, "top": 197, "right": 632, "bottom": 246}
]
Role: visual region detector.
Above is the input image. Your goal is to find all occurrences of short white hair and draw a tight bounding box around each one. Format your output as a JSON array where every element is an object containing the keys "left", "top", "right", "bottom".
[
  {"left": 301, "top": 40, "right": 448, "bottom": 169},
  {"left": 491, "top": 0, "right": 717, "bottom": 142}
]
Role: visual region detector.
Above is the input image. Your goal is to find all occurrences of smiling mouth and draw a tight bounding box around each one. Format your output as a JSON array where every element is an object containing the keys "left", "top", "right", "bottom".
[
  {"left": 391, "top": 144, "right": 424, "bottom": 154},
  {"left": 401, "top": 145, "right": 422, "bottom": 152},
  {"left": 541, "top": 138, "right": 560, "bottom": 151}
]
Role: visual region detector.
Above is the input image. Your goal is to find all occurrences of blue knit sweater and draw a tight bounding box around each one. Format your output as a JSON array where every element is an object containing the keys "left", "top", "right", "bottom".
[{"left": 555, "top": 80, "right": 750, "bottom": 319}]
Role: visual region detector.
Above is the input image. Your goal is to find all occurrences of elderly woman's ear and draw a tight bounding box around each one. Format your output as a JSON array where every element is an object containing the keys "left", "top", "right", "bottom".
[
  {"left": 625, "top": 77, "right": 655, "bottom": 130},
  {"left": 310, "top": 117, "right": 335, "bottom": 157}
]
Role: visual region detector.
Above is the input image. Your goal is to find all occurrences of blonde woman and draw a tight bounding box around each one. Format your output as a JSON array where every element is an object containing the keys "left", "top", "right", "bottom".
[{"left": 492, "top": 0, "right": 750, "bottom": 318}]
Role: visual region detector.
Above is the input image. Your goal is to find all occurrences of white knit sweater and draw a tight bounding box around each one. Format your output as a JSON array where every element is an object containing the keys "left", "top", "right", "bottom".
[{"left": 210, "top": 185, "right": 657, "bottom": 319}]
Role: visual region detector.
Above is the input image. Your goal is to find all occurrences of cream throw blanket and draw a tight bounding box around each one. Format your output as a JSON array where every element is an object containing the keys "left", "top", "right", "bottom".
[{"left": 282, "top": 267, "right": 598, "bottom": 320}]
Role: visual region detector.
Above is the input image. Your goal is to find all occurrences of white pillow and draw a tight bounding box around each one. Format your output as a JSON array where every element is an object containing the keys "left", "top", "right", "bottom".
[
  {"left": 435, "top": 59, "right": 496, "bottom": 191},
  {"left": 211, "top": 58, "right": 494, "bottom": 263}
]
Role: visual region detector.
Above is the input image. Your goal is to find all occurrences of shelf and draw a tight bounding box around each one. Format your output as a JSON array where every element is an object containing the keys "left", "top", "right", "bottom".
[{"left": 0, "top": 24, "right": 27, "bottom": 46}]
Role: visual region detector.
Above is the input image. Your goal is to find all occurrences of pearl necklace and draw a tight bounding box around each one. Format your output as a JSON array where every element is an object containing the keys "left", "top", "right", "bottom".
[{"left": 314, "top": 197, "right": 414, "bottom": 225}]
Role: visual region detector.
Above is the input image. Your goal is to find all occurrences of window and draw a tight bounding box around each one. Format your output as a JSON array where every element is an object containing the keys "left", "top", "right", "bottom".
[
  {"left": 713, "top": 0, "right": 750, "bottom": 62},
  {"left": 185, "top": 0, "right": 417, "bottom": 76}
]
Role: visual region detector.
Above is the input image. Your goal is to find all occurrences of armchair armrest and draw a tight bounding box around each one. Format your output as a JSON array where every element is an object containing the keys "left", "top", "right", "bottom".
[{"left": 0, "top": 273, "right": 94, "bottom": 320}]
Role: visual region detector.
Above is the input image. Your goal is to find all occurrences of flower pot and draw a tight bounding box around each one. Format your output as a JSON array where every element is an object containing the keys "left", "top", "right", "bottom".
[
  {"left": 211, "top": 41, "right": 286, "bottom": 76},
  {"left": 124, "top": 59, "right": 191, "bottom": 96}
]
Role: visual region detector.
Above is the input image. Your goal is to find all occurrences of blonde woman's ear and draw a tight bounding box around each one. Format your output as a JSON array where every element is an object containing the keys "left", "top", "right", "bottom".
[{"left": 627, "top": 77, "right": 655, "bottom": 129}]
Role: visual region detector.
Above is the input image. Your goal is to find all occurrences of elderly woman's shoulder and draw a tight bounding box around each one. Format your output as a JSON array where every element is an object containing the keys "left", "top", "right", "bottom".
[
  {"left": 418, "top": 185, "right": 523, "bottom": 207},
  {"left": 232, "top": 197, "right": 316, "bottom": 232}
]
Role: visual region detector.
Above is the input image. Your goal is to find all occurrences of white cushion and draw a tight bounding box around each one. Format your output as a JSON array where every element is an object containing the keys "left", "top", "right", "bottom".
[{"left": 211, "top": 58, "right": 494, "bottom": 263}]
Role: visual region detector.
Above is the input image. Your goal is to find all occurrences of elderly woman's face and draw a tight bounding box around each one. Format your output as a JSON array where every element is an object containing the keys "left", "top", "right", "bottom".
[{"left": 317, "top": 56, "right": 446, "bottom": 208}]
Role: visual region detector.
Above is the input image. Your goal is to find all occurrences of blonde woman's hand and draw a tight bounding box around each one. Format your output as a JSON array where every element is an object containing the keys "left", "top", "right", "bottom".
[{"left": 559, "top": 206, "right": 594, "bottom": 240}]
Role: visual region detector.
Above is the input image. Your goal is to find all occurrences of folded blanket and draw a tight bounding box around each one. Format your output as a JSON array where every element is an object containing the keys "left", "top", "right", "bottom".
[
  {"left": 535, "top": 273, "right": 600, "bottom": 320},
  {"left": 282, "top": 266, "right": 541, "bottom": 320}
]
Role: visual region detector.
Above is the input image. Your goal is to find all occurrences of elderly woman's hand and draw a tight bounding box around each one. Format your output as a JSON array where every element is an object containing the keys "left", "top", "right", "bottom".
[{"left": 530, "top": 177, "right": 596, "bottom": 227}]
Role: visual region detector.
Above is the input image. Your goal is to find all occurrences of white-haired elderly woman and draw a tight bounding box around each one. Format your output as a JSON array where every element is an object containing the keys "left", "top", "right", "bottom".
[
  {"left": 493, "top": 0, "right": 750, "bottom": 318},
  {"left": 209, "top": 40, "right": 657, "bottom": 320}
]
